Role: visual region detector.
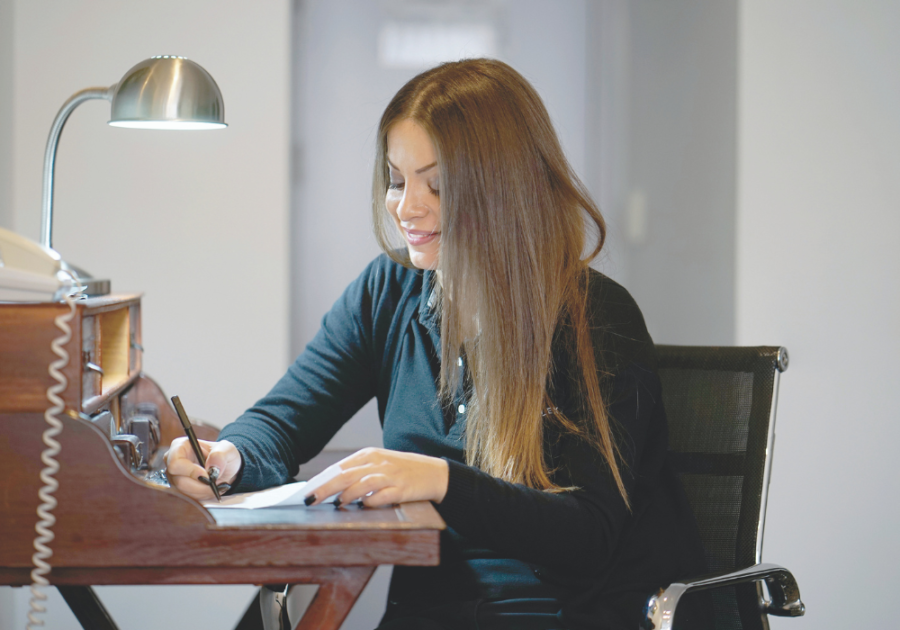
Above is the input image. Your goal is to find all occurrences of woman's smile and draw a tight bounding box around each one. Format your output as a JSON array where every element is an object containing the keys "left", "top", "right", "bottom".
[{"left": 403, "top": 227, "right": 440, "bottom": 246}]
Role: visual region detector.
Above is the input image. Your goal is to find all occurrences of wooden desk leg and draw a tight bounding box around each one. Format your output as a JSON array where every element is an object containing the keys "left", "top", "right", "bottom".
[
  {"left": 293, "top": 566, "right": 376, "bottom": 630},
  {"left": 56, "top": 586, "right": 119, "bottom": 630}
]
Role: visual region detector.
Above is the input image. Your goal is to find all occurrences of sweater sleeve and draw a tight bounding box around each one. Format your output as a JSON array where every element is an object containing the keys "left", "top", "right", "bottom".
[
  {"left": 434, "top": 275, "right": 665, "bottom": 575},
  {"left": 218, "top": 258, "right": 385, "bottom": 493}
]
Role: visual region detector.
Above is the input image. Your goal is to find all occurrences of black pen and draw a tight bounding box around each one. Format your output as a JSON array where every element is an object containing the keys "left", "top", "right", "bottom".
[{"left": 171, "top": 395, "right": 221, "bottom": 502}]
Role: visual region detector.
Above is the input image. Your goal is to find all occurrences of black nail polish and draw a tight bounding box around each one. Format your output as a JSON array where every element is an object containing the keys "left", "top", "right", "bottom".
[
  {"left": 304, "top": 494, "right": 316, "bottom": 506},
  {"left": 333, "top": 497, "right": 342, "bottom": 508},
  {"left": 198, "top": 475, "right": 210, "bottom": 484},
  {"left": 217, "top": 483, "right": 232, "bottom": 493}
]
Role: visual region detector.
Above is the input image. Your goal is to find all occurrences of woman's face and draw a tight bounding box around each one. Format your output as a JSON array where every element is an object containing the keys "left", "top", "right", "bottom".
[{"left": 385, "top": 119, "right": 441, "bottom": 270}]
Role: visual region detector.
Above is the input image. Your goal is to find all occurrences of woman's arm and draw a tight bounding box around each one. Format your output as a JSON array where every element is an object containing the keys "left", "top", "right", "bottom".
[
  {"left": 305, "top": 273, "right": 666, "bottom": 574},
  {"left": 303, "top": 362, "right": 663, "bottom": 574},
  {"left": 213, "top": 256, "right": 403, "bottom": 493},
  {"left": 427, "top": 277, "right": 667, "bottom": 573},
  {"left": 433, "top": 363, "right": 665, "bottom": 573}
]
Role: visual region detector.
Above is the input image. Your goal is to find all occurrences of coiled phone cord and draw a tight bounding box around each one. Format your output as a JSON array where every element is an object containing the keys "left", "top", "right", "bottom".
[{"left": 27, "top": 291, "right": 76, "bottom": 630}]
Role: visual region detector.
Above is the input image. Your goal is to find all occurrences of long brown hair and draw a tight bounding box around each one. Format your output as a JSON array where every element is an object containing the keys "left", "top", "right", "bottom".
[{"left": 373, "top": 59, "right": 628, "bottom": 505}]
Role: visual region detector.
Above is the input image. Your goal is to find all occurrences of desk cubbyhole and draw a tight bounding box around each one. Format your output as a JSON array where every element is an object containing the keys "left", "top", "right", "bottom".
[{"left": 98, "top": 307, "right": 130, "bottom": 395}]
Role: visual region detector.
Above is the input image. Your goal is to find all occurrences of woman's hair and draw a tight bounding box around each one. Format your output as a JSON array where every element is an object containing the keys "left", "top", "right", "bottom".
[{"left": 372, "top": 59, "right": 628, "bottom": 505}]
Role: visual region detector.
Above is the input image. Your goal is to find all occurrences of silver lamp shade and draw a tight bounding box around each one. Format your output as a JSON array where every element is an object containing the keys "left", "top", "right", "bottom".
[
  {"left": 41, "top": 55, "right": 226, "bottom": 247},
  {"left": 108, "top": 56, "right": 227, "bottom": 130}
]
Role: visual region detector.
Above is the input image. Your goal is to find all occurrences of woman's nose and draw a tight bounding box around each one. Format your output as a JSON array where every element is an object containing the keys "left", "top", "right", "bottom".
[{"left": 396, "top": 185, "right": 429, "bottom": 220}]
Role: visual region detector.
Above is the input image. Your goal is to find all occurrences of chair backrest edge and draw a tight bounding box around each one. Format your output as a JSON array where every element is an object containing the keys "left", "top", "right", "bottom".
[{"left": 755, "top": 347, "right": 788, "bottom": 564}]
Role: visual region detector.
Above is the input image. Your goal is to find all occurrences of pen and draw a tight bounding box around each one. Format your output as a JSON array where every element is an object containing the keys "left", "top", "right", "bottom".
[{"left": 171, "top": 395, "right": 221, "bottom": 502}]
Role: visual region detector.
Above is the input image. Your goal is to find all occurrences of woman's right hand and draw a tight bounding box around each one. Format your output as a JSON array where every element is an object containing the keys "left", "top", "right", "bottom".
[{"left": 165, "top": 438, "right": 242, "bottom": 501}]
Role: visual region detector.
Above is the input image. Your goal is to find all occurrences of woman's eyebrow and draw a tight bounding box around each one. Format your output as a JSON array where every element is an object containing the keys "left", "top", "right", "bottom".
[{"left": 387, "top": 159, "right": 438, "bottom": 174}]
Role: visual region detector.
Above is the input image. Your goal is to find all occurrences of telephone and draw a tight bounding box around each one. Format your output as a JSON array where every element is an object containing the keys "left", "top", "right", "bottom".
[{"left": 0, "top": 226, "right": 88, "bottom": 301}]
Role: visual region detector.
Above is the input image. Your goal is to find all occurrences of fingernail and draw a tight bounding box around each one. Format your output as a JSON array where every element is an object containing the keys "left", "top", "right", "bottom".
[
  {"left": 304, "top": 494, "right": 316, "bottom": 506},
  {"left": 198, "top": 475, "right": 210, "bottom": 484},
  {"left": 207, "top": 466, "right": 220, "bottom": 480},
  {"left": 217, "top": 483, "right": 231, "bottom": 493},
  {"left": 333, "top": 497, "right": 342, "bottom": 508}
]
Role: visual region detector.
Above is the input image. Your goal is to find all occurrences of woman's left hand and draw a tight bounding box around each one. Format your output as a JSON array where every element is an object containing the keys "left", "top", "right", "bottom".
[{"left": 306, "top": 447, "right": 449, "bottom": 508}]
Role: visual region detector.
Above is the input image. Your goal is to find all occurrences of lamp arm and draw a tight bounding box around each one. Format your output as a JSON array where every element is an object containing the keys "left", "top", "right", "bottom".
[{"left": 40, "top": 85, "right": 115, "bottom": 249}]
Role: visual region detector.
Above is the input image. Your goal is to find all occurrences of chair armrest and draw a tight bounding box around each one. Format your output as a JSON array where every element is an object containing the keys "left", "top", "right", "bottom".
[{"left": 642, "top": 562, "right": 805, "bottom": 630}]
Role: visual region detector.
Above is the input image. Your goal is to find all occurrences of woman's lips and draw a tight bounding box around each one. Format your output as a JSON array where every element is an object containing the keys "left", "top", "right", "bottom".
[{"left": 405, "top": 229, "right": 440, "bottom": 246}]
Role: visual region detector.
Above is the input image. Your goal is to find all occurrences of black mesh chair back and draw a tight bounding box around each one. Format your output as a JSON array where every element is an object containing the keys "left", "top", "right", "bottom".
[{"left": 657, "top": 345, "right": 788, "bottom": 630}]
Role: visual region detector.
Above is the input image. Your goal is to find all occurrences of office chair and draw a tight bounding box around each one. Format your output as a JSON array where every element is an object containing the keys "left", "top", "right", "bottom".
[{"left": 643, "top": 345, "right": 805, "bottom": 630}]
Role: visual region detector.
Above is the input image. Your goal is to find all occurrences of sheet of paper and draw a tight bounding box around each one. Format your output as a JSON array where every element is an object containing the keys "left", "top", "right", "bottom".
[{"left": 202, "top": 463, "right": 343, "bottom": 509}]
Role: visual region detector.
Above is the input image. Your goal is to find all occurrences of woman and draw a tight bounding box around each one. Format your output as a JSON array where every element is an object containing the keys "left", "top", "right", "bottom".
[{"left": 167, "top": 59, "right": 707, "bottom": 629}]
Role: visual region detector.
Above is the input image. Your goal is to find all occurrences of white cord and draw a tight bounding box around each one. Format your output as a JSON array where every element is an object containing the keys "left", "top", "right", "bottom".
[{"left": 27, "top": 292, "right": 76, "bottom": 630}]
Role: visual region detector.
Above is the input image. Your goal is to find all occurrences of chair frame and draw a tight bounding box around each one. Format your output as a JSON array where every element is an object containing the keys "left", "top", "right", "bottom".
[{"left": 643, "top": 346, "right": 805, "bottom": 630}]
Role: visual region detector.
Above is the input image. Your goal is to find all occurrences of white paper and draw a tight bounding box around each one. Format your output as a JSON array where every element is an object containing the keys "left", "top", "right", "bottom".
[{"left": 202, "top": 463, "right": 343, "bottom": 509}]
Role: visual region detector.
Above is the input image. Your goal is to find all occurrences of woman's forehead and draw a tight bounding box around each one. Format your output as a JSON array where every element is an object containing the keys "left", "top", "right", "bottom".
[{"left": 387, "top": 119, "right": 437, "bottom": 169}]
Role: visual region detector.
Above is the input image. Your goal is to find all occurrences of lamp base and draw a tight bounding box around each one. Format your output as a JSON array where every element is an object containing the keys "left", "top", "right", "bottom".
[
  {"left": 81, "top": 277, "right": 111, "bottom": 297},
  {"left": 62, "top": 261, "right": 111, "bottom": 298}
]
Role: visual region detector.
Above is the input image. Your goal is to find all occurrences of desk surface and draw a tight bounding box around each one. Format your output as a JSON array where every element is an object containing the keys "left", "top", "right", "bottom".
[
  {"left": 0, "top": 411, "right": 444, "bottom": 630},
  {"left": 0, "top": 296, "right": 443, "bottom": 630},
  {"left": 1, "top": 412, "right": 443, "bottom": 575}
]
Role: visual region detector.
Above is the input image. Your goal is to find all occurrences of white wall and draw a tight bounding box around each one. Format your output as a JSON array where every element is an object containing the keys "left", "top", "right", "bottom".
[
  {"left": 738, "top": 2, "right": 900, "bottom": 628},
  {"left": 619, "top": 0, "right": 738, "bottom": 345},
  {"left": 1, "top": 1, "right": 19, "bottom": 624},
  {"left": 4, "top": 0, "right": 290, "bottom": 628},
  {"left": 0, "top": 0, "right": 13, "bottom": 230},
  {"left": 11, "top": 0, "right": 290, "bottom": 425}
]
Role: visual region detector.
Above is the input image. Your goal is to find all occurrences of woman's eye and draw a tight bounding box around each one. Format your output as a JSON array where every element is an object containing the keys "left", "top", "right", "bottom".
[
  {"left": 428, "top": 181, "right": 440, "bottom": 196},
  {"left": 388, "top": 181, "right": 405, "bottom": 191}
]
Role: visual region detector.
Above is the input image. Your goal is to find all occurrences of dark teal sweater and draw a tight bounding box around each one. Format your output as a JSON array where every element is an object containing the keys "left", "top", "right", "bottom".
[{"left": 218, "top": 254, "right": 705, "bottom": 629}]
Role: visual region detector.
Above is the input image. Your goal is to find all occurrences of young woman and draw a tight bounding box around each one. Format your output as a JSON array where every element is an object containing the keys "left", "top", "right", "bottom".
[{"left": 167, "top": 59, "right": 706, "bottom": 629}]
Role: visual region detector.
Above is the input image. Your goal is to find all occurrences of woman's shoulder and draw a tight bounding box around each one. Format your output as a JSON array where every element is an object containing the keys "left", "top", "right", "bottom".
[
  {"left": 585, "top": 268, "right": 657, "bottom": 373},
  {"left": 335, "top": 252, "right": 426, "bottom": 332},
  {"left": 359, "top": 251, "right": 418, "bottom": 281},
  {"left": 346, "top": 251, "right": 423, "bottom": 299}
]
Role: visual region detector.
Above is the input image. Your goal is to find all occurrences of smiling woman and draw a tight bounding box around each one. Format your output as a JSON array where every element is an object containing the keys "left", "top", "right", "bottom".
[
  {"left": 384, "top": 119, "right": 442, "bottom": 270},
  {"left": 166, "top": 59, "right": 709, "bottom": 630},
  {"left": 371, "top": 60, "right": 621, "bottom": 500}
]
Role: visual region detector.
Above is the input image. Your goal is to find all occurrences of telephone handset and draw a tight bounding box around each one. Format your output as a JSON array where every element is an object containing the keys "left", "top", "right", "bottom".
[{"left": 0, "top": 226, "right": 86, "bottom": 301}]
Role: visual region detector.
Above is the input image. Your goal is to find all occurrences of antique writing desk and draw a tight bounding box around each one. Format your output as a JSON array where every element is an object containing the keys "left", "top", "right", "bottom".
[{"left": 0, "top": 295, "right": 444, "bottom": 629}]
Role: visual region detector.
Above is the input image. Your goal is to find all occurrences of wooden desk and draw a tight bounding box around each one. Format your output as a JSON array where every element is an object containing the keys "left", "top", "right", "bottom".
[{"left": 0, "top": 297, "right": 444, "bottom": 629}]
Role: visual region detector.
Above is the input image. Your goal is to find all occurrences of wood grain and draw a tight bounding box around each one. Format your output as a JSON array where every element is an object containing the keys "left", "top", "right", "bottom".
[
  {"left": 295, "top": 566, "right": 376, "bottom": 630},
  {"left": 0, "top": 295, "right": 142, "bottom": 414},
  {"left": 0, "top": 295, "right": 443, "bottom": 629},
  {"left": 128, "top": 374, "right": 220, "bottom": 446},
  {"left": 0, "top": 412, "right": 441, "bottom": 569},
  {"left": 0, "top": 301, "right": 82, "bottom": 412}
]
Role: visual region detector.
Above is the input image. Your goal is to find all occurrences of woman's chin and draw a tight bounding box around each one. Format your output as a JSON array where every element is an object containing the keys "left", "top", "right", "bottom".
[{"left": 407, "top": 248, "right": 438, "bottom": 270}]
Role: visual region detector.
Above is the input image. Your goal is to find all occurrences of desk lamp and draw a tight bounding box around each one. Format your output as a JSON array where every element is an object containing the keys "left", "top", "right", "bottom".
[{"left": 40, "top": 56, "right": 227, "bottom": 296}]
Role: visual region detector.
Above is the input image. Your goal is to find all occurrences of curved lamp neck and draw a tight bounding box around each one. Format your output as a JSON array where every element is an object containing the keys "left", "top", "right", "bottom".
[{"left": 41, "top": 85, "right": 115, "bottom": 250}]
